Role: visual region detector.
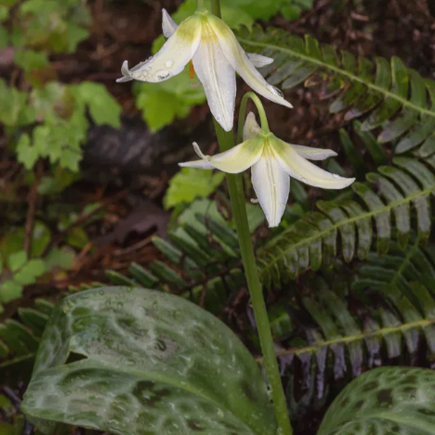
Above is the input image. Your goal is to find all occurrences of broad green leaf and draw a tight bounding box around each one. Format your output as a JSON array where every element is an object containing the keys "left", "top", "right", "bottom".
[
  {"left": 318, "top": 367, "right": 435, "bottom": 435},
  {"left": 164, "top": 168, "right": 225, "bottom": 209},
  {"left": 22, "top": 287, "right": 277, "bottom": 435}
]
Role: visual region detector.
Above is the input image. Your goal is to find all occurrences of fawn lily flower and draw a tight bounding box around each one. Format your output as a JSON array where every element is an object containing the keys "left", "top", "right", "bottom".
[
  {"left": 117, "top": 9, "right": 292, "bottom": 132},
  {"left": 180, "top": 113, "right": 355, "bottom": 227}
]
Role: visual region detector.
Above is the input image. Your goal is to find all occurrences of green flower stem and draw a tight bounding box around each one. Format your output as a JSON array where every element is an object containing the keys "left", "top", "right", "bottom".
[
  {"left": 213, "top": 121, "right": 293, "bottom": 435},
  {"left": 210, "top": 2, "right": 292, "bottom": 432},
  {"left": 196, "top": 0, "right": 207, "bottom": 11},
  {"left": 210, "top": 0, "right": 222, "bottom": 17},
  {"left": 238, "top": 92, "right": 270, "bottom": 141}
]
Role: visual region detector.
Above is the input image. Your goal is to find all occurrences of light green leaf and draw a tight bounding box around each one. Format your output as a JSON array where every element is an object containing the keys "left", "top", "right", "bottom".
[
  {"left": 0, "top": 6, "right": 9, "bottom": 22},
  {"left": 318, "top": 367, "right": 435, "bottom": 435},
  {"left": 0, "top": 280, "right": 23, "bottom": 303},
  {"left": 14, "top": 259, "right": 47, "bottom": 285},
  {"left": 72, "top": 82, "right": 122, "bottom": 128},
  {"left": 16, "top": 133, "right": 39, "bottom": 170},
  {"left": 14, "top": 50, "right": 50, "bottom": 72},
  {"left": 164, "top": 168, "right": 225, "bottom": 209},
  {"left": 45, "top": 248, "right": 75, "bottom": 270},
  {"left": 0, "top": 26, "right": 8, "bottom": 48},
  {"left": 8, "top": 251, "right": 27, "bottom": 272},
  {"left": 0, "top": 79, "right": 26, "bottom": 127},
  {"left": 22, "top": 287, "right": 277, "bottom": 435},
  {"left": 135, "top": 68, "right": 206, "bottom": 131}
]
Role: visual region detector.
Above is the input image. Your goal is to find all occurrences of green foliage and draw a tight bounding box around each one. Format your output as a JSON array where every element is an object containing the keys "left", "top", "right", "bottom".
[
  {"left": 318, "top": 367, "right": 435, "bottom": 434},
  {"left": 105, "top": 202, "right": 244, "bottom": 314},
  {"left": 0, "top": 298, "right": 54, "bottom": 378},
  {"left": 0, "top": 0, "right": 121, "bottom": 171},
  {"left": 164, "top": 168, "right": 225, "bottom": 209},
  {"left": 353, "top": 238, "right": 435, "bottom": 293},
  {"left": 134, "top": 70, "right": 206, "bottom": 132},
  {"left": 10, "top": 81, "right": 121, "bottom": 171},
  {"left": 258, "top": 154, "right": 435, "bottom": 287},
  {"left": 0, "top": 246, "right": 74, "bottom": 308},
  {"left": 239, "top": 27, "right": 435, "bottom": 154},
  {"left": 22, "top": 287, "right": 277, "bottom": 435},
  {"left": 8, "top": 0, "right": 91, "bottom": 53}
]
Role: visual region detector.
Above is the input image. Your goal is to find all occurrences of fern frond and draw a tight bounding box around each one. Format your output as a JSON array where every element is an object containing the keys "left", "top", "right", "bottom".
[
  {"left": 104, "top": 213, "right": 244, "bottom": 314},
  {"left": 270, "top": 262, "right": 435, "bottom": 415},
  {"left": 353, "top": 238, "right": 435, "bottom": 293},
  {"left": 239, "top": 27, "right": 435, "bottom": 153},
  {"left": 0, "top": 299, "right": 54, "bottom": 378},
  {"left": 258, "top": 155, "right": 435, "bottom": 287}
]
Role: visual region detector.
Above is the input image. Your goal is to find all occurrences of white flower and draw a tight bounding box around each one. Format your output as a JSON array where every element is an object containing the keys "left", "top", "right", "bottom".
[
  {"left": 180, "top": 113, "right": 355, "bottom": 227},
  {"left": 117, "top": 9, "right": 292, "bottom": 132}
]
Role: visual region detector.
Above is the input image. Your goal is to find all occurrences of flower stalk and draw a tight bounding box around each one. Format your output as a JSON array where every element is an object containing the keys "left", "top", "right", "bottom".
[
  {"left": 196, "top": 0, "right": 207, "bottom": 11},
  {"left": 210, "top": 3, "right": 293, "bottom": 434},
  {"left": 238, "top": 92, "right": 270, "bottom": 140},
  {"left": 213, "top": 122, "right": 293, "bottom": 435}
]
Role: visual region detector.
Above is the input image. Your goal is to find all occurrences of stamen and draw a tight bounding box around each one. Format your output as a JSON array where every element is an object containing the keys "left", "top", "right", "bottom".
[{"left": 189, "top": 60, "right": 196, "bottom": 79}]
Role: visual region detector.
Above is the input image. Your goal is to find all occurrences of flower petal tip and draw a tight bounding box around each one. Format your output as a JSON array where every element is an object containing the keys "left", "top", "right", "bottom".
[{"left": 267, "top": 221, "right": 280, "bottom": 228}]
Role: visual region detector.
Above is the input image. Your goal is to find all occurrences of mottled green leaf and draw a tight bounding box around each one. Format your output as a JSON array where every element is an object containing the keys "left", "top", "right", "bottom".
[
  {"left": 319, "top": 367, "right": 435, "bottom": 435},
  {"left": 22, "top": 287, "right": 277, "bottom": 435}
]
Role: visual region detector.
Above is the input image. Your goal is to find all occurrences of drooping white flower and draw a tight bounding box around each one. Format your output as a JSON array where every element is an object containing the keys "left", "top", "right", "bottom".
[
  {"left": 117, "top": 9, "right": 292, "bottom": 132},
  {"left": 180, "top": 113, "right": 355, "bottom": 227}
]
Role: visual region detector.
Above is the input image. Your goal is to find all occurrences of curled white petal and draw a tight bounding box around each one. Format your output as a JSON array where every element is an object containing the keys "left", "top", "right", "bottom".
[
  {"left": 243, "top": 112, "right": 261, "bottom": 141},
  {"left": 291, "top": 145, "right": 338, "bottom": 161},
  {"left": 247, "top": 53, "right": 274, "bottom": 68},
  {"left": 117, "top": 14, "right": 202, "bottom": 83},
  {"left": 193, "top": 19, "right": 236, "bottom": 132},
  {"left": 208, "top": 14, "right": 292, "bottom": 109},
  {"left": 252, "top": 145, "right": 289, "bottom": 228},
  {"left": 273, "top": 139, "right": 355, "bottom": 189},
  {"left": 179, "top": 159, "right": 215, "bottom": 169},
  {"left": 162, "top": 8, "right": 178, "bottom": 38},
  {"left": 180, "top": 140, "right": 263, "bottom": 174}
]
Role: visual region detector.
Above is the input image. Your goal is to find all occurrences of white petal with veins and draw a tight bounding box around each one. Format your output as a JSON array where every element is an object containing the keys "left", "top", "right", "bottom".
[
  {"left": 243, "top": 112, "right": 261, "bottom": 141},
  {"left": 192, "top": 18, "right": 236, "bottom": 132},
  {"left": 162, "top": 8, "right": 178, "bottom": 38},
  {"left": 252, "top": 145, "right": 289, "bottom": 227},
  {"left": 273, "top": 139, "right": 355, "bottom": 189},
  {"left": 179, "top": 139, "right": 264, "bottom": 174},
  {"left": 247, "top": 53, "right": 274, "bottom": 68},
  {"left": 117, "top": 14, "right": 202, "bottom": 83},
  {"left": 208, "top": 14, "right": 292, "bottom": 109},
  {"left": 291, "top": 145, "right": 338, "bottom": 161}
]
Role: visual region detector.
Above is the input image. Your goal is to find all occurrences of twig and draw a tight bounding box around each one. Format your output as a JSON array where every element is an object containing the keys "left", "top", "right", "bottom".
[{"left": 24, "top": 162, "right": 43, "bottom": 256}]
